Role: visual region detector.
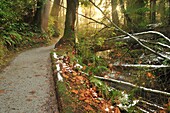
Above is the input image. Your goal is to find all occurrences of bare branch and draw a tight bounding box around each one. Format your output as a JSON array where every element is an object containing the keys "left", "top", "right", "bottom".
[
  {"left": 107, "top": 31, "right": 170, "bottom": 44},
  {"left": 94, "top": 76, "right": 170, "bottom": 96},
  {"left": 113, "top": 64, "right": 170, "bottom": 68},
  {"left": 139, "top": 39, "right": 170, "bottom": 49},
  {"left": 58, "top": 3, "right": 110, "bottom": 28},
  {"left": 88, "top": 0, "right": 170, "bottom": 60}
]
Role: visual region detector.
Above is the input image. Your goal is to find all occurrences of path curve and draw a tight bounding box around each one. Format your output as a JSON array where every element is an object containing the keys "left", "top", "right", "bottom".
[{"left": 0, "top": 45, "right": 59, "bottom": 113}]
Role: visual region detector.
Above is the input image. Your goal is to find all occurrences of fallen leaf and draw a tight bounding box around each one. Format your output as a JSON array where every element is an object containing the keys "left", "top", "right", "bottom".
[
  {"left": 26, "top": 98, "right": 32, "bottom": 101},
  {"left": 84, "top": 105, "right": 94, "bottom": 111},
  {"left": 93, "top": 99, "right": 100, "bottom": 103},
  {"left": 73, "top": 71, "right": 78, "bottom": 76},
  {"left": 138, "top": 60, "right": 142, "bottom": 64},
  {"left": 63, "top": 73, "right": 69, "bottom": 79},
  {"left": 84, "top": 99, "right": 91, "bottom": 104},
  {"left": 0, "top": 90, "right": 5, "bottom": 94},
  {"left": 29, "top": 90, "right": 36, "bottom": 95},
  {"left": 146, "top": 72, "right": 155, "bottom": 78},
  {"left": 76, "top": 76, "right": 84, "bottom": 81},
  {"left": 79, "top": 96, "right": 86, "bottom": 101},
  {"left": 34, "top": 75, "right": 41, "bottom": 77},
  {"left": 82, "top": 66, "right": 86, "bottom": 71},
  {"left": 114, "top": 106, "right": 121, "bottom": 113},
  {"left": 71, "top": 90, "right": 78, "bottom": 94}
]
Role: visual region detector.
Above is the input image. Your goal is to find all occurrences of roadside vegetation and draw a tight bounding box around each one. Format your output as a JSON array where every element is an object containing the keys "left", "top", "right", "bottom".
[{"left": 0, "top": 0, "right": 58, "bottom": 69}]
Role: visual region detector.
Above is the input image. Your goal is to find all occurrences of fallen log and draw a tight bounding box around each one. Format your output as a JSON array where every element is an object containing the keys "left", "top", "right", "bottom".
[
  {"left": 94, "top": 76, "right": 170, "bottom": 96},
  {"left": 107, "top": 31, "right": 170, "bottom": 43},
  {"left": 112, "top": 64, "right": 170, "bottom": 68}
]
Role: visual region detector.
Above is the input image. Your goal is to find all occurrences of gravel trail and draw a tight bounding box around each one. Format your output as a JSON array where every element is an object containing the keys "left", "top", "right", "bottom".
[{"left": 0, "top": 45, "right": 59, "bottom": 113}]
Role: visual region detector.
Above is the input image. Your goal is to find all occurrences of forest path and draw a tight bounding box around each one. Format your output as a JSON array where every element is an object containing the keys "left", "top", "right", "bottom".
[{"left": 0, "top": 44, "right": 59, "bottom": 113}]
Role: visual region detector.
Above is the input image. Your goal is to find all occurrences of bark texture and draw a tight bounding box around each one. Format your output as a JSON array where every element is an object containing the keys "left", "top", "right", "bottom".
[
  {"left": 41, "top": 0, "right": 54, "bottom": 32},
  {"left": 55, "top": 0, "right": 78, "bottom": 47}
]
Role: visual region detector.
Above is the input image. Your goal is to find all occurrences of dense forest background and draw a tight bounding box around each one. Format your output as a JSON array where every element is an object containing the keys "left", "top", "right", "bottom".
[
  {"left": 0, "top": 0, "right": 170, "bottom": 48},
  {"left": 1, "top": 0, "right": 170, "bottom": 112},
  {"left": 1, "top": 0, "right": 170, "bottom": 86}
]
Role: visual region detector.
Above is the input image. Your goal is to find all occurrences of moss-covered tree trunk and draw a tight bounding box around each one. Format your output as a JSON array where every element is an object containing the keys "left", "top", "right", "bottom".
[{"left": 55, "top": 0, "right": 78, "bottom": 47}]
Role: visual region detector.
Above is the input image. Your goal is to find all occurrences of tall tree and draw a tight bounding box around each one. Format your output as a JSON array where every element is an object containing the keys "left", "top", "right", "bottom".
[
  {"left": 111, "top": 0, "right": 119, "bottom": 25},
  {"left": 33, "top": 0, "right": 54, "bottom": 32},
  {"left": 41, "top": 0, "right": 54, "bottom": 32},
  {"left": 158, "top": 0, "right": 165, "bottom": 23},
  {"left": 55, "top": 0, "right": 79, "bottom": 47},
  {"left": 150, "top": 0, "right": 156, "bottom": 23},
  {"left": 51, "top": 0, "right": 61, "bottom": 36},
  {"left": 168, "top": 0, "right": 170, "bottom": 25},
  {"left": 33, "top": 0, "right": 44, "bottom": 29}
]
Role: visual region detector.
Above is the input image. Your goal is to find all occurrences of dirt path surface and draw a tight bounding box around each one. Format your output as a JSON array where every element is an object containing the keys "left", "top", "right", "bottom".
[{"left": 0, "top": 45, "right": 59, "bottom": 113}]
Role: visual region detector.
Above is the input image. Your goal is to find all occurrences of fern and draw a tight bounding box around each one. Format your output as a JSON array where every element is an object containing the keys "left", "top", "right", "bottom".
[{"left": 3, "top": 35, "right": 15, "bottom": 46}]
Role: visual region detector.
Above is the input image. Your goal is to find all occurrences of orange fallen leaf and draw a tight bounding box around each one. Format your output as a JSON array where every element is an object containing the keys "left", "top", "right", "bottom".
[
  {"left": 93, "top": 99, "right": 100, "bottom": 103},
  {"left": 72, "top": 71, "right": 78, "bottom": 76},
  {"left": 63, "top": 73, "right": 69, "bottom": 79},
  {"left": 159, "top": 109, "right": 166, "bottom": 113},
  {"left": 76, "top": 76, "right": 84, "bottom": 81},
  {"left": 84, "top": 105, "right": 94, "bottom": 111},
  {"left": 146, "top": 72, "right": 155, "bottom": 78},
  {"left": 71, "top": 90, "right": 79, "bottom": 94},
  {"left": 116, "top": 53, "right": 121, "bottom": 57},
  {"left": 138, "top": 60, "right": 142, "bottom": 64},
  {"left": 0, "top": 90, "right": 5, "bottom": 94},
  {"left": 79, "top": 96, "right": 86, "bottom": 101},
  {"left": 114, "top": 106, "right": 121, "bottom": 113},
  {"left": 29, "top": 90, "right": 36, "bottom": 95},
  {"left": 82, "top": 66, "right": 86, "bottom": 71},
  {"left": 84, "top": 99, "right": 91, "bottom": 104}
]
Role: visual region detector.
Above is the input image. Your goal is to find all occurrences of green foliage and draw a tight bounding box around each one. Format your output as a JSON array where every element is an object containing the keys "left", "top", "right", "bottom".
[
  {"left": 76, "top": 38, "right": 94, "bottom": 63},
  {"left": 79, "top": 0, "right": 90, "bottom": 7},
  {"left": 89, "top": 76, "right": 110, "bottom": 98},
  {"left": 57, "top": 81, "right": 74, "bottom": 113},
  {"left": 0, "top": 41, "right": 7, "bottom": 59},
  {"left": 96, "top": 37, "right": 105, "bottom": 47},
  {"left": 110, "top": 90, "right": 122, "bottom": 99},
  {"left": 48, "top": 16, "right": 60, "bottom": 37}
]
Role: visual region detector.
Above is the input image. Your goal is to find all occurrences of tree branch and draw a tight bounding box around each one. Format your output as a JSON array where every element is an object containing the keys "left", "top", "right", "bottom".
[
  {"left": 58, "top": 3, "right": 111, "bottom": 28},
  {"left": 88, "top": 0, "right": 170, "bottom": 60},
  {"left": 113, "top": 64, "right": 170, "bottom": 68},
  {"left": 139, "top": 39, "right": 170, "bottom": 49},
  {"left": 94, "top": 76, "right": 170, "bottom": 96},
  {"left": 107, "top": 31, "right": 170, "bottom": 44}
]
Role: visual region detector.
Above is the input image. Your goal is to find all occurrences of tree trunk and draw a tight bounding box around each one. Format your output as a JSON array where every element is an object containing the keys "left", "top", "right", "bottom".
[
  {"left": 51, "top": 0, "right": 61, "bottom": 36},
  {"left": 33, "top": 0, "right": 43, "bottom": 29},
  {"left": 55, "top": 0, "right": 78, "bottom": 47},
  {"left": 158, "top": 0, "right": 165, "bottom": 23},
  {"left": 41, "top": 0, "right": 54, "bottom": 32},
  {"left": 119, "top": 0, "right": 134, "bottom": 32},
  {"left": 134, "top": 0, "right": 145, "bottom": 26},
  {"left": 111, "top": 0, "right": 119, "bottom": 25},
  {"left": 168, "top": 0, "right": 170, "bottom": 25},
  {"left": 150, "top": 0, "right": 156, "bottom": 23}
]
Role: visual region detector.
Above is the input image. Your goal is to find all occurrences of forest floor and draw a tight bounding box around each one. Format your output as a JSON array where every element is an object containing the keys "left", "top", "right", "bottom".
[{"left": 0, "top": 42, "right": 59, "bottom": 113}]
